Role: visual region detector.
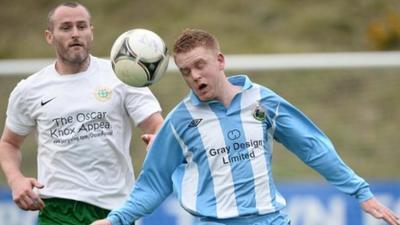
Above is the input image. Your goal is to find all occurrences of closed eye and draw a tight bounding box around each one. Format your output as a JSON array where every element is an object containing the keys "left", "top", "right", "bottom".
[{"left": 180, "top": 68, "right": 190, "bottom": 76}]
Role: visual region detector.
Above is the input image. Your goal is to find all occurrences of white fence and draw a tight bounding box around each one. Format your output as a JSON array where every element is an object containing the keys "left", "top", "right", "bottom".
[{"left": 1, "top": 51, "right": 400, "bottom": 76}]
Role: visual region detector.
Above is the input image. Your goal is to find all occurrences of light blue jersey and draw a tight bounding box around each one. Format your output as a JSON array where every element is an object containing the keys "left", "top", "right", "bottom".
[{"left": 108, "top": 75, "right": 373, "bottom": 225}]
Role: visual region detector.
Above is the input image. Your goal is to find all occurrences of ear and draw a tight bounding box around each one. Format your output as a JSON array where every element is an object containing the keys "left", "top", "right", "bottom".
[
  {"left": 90, "top": 24, "right": 94, "bottom": 41},
  {"left": 217, "top": 52, "right": 225, "bottom": 70},
  {"left": 44, "top": 30, "right": 53, "bottom": 45}
]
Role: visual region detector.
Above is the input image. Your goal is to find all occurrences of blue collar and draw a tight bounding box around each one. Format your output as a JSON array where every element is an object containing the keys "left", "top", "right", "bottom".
[{"left": 189, "top": 75, "right": 253, "bottom": 106}]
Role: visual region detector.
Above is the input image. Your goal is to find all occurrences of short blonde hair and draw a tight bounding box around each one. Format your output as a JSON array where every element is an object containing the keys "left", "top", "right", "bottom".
[{"left": 173, "top": 28, "right": 220, "bottom": 55}]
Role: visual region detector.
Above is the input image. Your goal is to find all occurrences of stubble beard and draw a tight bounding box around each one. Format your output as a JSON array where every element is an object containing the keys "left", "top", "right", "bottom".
[
  {"left": 64, "top": 47, "right": 89, "bottom": 65},
  {"left": 54, "top": 46, "right": 91, "bottom": 74},
  {"left": 58, "top": 45, "right": 91, "bottom": 70}
]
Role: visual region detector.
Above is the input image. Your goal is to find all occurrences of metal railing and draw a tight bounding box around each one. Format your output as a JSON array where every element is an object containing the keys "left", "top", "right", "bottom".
[{"left": 1, "top": 51, "right": 400, "bottom": 76}]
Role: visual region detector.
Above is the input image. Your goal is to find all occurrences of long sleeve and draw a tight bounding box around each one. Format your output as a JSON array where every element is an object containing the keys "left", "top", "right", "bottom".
[
  {"left": 264, "top": 92, "right": 373, "bottom": 202},
  {"left": 107, "top": 120, "right": 185, "bottom": 225}
]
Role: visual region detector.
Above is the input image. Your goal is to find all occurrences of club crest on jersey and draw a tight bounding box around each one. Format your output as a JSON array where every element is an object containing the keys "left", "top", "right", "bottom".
[
  {"left": 94, "top": 87, "right": 112, "bottom": 102},
  {"left": 253, "top": 102, "right": 266, "bottom": 121}
]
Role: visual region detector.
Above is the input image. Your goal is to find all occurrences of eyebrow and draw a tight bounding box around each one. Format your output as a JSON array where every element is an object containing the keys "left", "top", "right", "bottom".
[
  {"left": 194, "top": 59, "right": 206, "bottom": 66},
  {"left": 57, "top": 20, "right": 89, "bottom": 26},
  {"left": 60, "top": 19, "right": 89, "bottom": 24}
]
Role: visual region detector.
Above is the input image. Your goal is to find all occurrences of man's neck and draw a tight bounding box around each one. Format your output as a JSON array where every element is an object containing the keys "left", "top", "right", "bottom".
[
  {"left": 218, "top": 80, "right": 241, "bottom": 108},
  {"left": 55, "top": 56, "right": 91, "bottom": 75}
]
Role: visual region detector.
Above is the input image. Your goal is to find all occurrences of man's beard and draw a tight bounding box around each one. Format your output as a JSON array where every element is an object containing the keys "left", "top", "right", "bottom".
[
  {"left": 55, "top": 41, "right": 90, "bottom": 65},
  {"left": 69, "top": 48, "right": 89, "bottom": 63},
  {"left": 61, "top": 49, "right": 89, "bottom": 65}
]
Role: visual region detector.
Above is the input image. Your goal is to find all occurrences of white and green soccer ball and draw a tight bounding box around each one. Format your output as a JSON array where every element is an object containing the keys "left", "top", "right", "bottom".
[{"left": 110, "top": 28, "right": 169, "bottom": 87}]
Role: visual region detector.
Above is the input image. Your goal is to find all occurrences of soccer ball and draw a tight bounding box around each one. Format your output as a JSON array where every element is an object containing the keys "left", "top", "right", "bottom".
[{"left": 110, "top": 29, "right": 169, "bottom": 87}]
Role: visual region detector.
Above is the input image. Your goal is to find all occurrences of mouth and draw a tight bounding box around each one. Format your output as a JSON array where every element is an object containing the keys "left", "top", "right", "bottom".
[
  {"left": 198, "top": 83, "right": 207, "bottom": 91},
  {"left": 69, "top": 42, "right": 84, "bottom": 48}
]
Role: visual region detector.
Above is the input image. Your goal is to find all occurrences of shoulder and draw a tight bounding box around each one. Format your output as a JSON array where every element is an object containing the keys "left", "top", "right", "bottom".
[
  {"left": 249, "top": 82, "right": 275, "bottom": 96},
  {"left": 166, "top": 100, "right": 188, "bottom": 119},
  {"left": 10, "top": 64, "right": 54, "bottom": 96},
  {"left": 92, "top": 56, "right": 112, "bottom": 69},
  {"left": 90, "top": 56, "right": 126, "bottom": 88},
  {"left": 91, "top": 56, "right": 117, "bottom": 77},
  {"left": 238, "top": 81, "right": 281, "bottom": 106},
  {"left": 164, "top": 97, "right": 191, "bottom": 124},
  {"left": 243, "top": 82, "right": 288, "bottom": 120},
  {"left": 164, "top": 96, "right": 208, "bottom": 134},
  {"left": 249, "top": 82, "right": 282, "bottom": 102}
]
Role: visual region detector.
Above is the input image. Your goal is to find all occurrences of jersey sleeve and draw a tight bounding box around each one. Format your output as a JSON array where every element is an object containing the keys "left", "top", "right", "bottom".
[
  {"left": 123, "top": 85, "right": 161, "bottom": 126},
  {"left": 5, "top": 80, "right": 35, "bottom": 135},
  {"left": 107, "top": 118, "right": 185, "bottom": 225},
  {"left": 263, "top": 91, "right": 373, "bottom": 202}
]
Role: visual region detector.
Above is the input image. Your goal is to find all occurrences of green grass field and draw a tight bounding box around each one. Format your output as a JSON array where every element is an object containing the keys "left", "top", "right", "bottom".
[
  {"left": 1, "top": 0, "right": 399, "bottom": 58},
  {"left": 0, "top": 0, "right": 399, "bottom": 185}
]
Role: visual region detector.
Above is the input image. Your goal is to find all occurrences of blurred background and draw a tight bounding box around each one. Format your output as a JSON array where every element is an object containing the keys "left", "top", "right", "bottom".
[{"left": 0, "top": 0, "right": 399, "bottom": 225}]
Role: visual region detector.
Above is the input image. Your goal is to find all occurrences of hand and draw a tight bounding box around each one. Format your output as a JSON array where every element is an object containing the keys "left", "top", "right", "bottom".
[
  {"left": 10, "top": 176, "right": 45, "bottom": 211},
  {"left": 361, "top": 197, "right": 400, "bottom": 225},
  {"left": 90, "top": 219, "right": 112, "bottom": 225},
  {"left": 141, "top": 134, "right": 155, "bottom": 151}
]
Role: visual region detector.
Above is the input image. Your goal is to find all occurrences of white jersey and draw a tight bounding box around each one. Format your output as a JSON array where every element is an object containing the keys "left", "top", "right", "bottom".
[{"left": 5, "top": 56, "right": 161, "bottom": 210}]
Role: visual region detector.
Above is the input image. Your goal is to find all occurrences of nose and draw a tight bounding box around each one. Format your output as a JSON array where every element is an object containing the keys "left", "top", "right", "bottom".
[
  {"left": 191, "top": 69, "right": 201, "bottom": 81},
  {"left": 71, "top": 26, "right": 80, "bottom": 37}
]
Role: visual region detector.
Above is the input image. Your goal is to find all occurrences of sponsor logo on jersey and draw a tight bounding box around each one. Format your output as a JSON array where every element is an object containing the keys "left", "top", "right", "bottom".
[
  {"left": 207, "top": 139, "right": 263, "bottom": 165},
  {"left": 94, "top": 87, "right": 112, "bottom": 102},
  {"left": 227, "top": 129, "right": 241, "bottom": 140}
]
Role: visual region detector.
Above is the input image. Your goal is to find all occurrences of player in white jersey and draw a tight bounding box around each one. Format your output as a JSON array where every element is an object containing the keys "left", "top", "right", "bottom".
[
  {"left": 91, "top": 29, "right": 400, "bottom": 225},
  {"left": 0, "top": 2, "right": 163, "bottom": 225}
]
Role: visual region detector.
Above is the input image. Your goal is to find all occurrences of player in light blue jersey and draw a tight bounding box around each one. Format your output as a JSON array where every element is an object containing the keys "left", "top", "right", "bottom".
[{"left": 91, "top": 29, "right": 400, "bottom": 225}]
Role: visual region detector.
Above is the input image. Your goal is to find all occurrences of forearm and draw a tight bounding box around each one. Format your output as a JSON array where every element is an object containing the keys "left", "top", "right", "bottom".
[
  {"left": 107, "top": 121, "right": 183, "bottom": 225},
  {"left": 138, "top": 112, "right": 163, "bottom": 135},
  {"left": 0, "top": 141, "right": 24, "bottom": 186},
  {"left": 271, "top": 98, "right": 373, "bottom": 201},
  {"left": 107, "top": 186, "right": 166, "bottom": 225},
  {"left": 106, "top": 165, "right": 174, "bottom": 225},
  {"left": 302, "top": 146, "right": 373, "bottom": 201}
]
